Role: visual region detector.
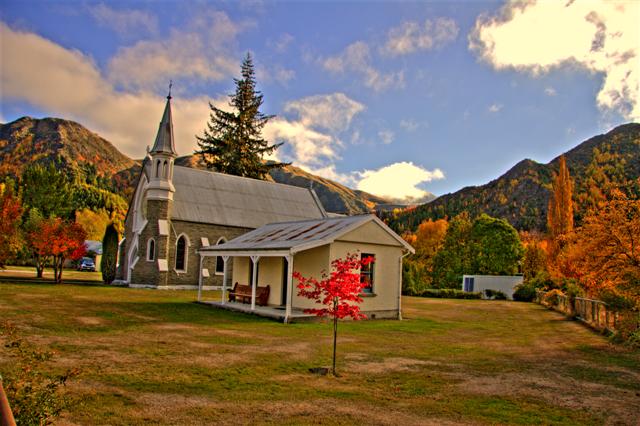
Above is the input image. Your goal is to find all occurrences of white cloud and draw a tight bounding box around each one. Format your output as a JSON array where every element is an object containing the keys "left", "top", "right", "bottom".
[
  {"left": 488, "top": 103, "right": 503, "bottom": 113},
  {"left": 378, "top": 129, "right": 394, "bottom": 145},
  {"left": 356, "top": 162, "right": 444, "bottom": 200},
  {"left": 88, "top": 3, "right": 158, "bottom": 37},
  {"left": 256, "top": 63, "right": 296, "bottom": 85},
  {"left": 321, "top": 41, "right": 404, "bottom": 92},
  {"left": 269, "top": 33, "right": 294, "bottom": 53},
  {"left": 0, "top": 22, "right": 216, "bottom": 157},
  {"left": 266, "top": 93, "right": 366, "bottom": 175},
  {"left": 382, "top": 17, "right": 459, "bottom": 56},
  {"left": 107, "top": 10, "right": 245, "bottom": 91},
  {"left": 399, "top": 119, "right": 420, "bottom": 132},
  {"left": 544, "top": 86, "right": 557, "bottom": 96},
  {"left": 284, "top": 93, "right": 365, "bottom": 132},
  {"left": 470, "top": 0, "right": 640, "bottom": 120},
  {"left": 263, "top": 118, "right": 339, "bottom": 167}
]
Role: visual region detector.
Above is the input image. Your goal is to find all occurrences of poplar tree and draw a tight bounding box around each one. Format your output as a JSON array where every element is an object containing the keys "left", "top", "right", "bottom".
[
  {"left": 547, "top": 155, "right": 574, "bottom": 240},
  {"left": 196, "top": 53, "right": 288, "bottom": 179},
  {"left": 101, "top": 224, "right": 118, "bottom": 285}
]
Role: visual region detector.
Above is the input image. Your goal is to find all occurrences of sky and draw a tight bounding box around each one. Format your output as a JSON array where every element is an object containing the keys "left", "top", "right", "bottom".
[{"left": 1, "top": 0, "right": 638, "bottom": 202}]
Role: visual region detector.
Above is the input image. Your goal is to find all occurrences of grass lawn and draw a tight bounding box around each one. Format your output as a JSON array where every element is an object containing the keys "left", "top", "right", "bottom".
[
  {"left": 1, "top": 283, "right": 638, "bottom": 425},
  {"left": 0, "top": 265, "right": 102, "bottom": 282}
]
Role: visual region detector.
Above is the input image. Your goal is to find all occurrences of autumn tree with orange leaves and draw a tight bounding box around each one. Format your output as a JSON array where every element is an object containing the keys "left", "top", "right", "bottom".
[
  {"left": 29, "top": 218, "right": 87, "bottom": 283},
  {"left": 569, "top": 189, "right": 640, "bottom": 305},
  {"left": 547, "top": 155, "right": 574, "bottom": 243},
  {"left": 402, "top": 218, "right": 448, "bottom": 294},
  {"left": 0, "top": 182, "right": 23, "bottom": 268},
  {"left": 546, "top": 155, "right": 575, "bottom": 278}
]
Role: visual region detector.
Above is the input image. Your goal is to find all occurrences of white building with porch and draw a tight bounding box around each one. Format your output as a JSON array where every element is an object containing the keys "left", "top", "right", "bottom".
[{"left": 197, "top": 215, "right": 414, "bottom": 323}]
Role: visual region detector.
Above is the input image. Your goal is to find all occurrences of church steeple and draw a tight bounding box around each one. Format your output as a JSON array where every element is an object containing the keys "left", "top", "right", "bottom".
[
  {"left": 147, "top": 86, "right": 177, "bottom": 201},
  {"left": 150, "top": 87, "right": 177, "bottom": 157}
]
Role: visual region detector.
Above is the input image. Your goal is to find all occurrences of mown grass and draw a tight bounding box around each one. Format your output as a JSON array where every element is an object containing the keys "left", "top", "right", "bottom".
[{"left": 1, "top": 282, "right": 638, "bottom": 425}]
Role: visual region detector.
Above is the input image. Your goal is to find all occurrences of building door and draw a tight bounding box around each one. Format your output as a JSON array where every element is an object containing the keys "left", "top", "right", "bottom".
[
  {"left": 463, "top": 277, "right": 475, "bottom": 292},
  {"left": 281, "top": 258, "right": 289, "bottom": 306}
]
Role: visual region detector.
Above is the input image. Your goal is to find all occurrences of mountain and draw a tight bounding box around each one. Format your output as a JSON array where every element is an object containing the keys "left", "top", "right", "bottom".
[
  {"left": 389, "top": 123, "right": 640, "bottom": 233},
  {"left": 0, "top": 117, "right": 136, "bottom": 181},
  {"left": 0, "top": 116, "right": 391, "bottom": 215}
]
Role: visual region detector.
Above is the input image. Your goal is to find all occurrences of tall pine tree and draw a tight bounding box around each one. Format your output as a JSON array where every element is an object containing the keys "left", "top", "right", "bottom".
[
  {"left": 547, "top": 155, "right": 574, "bottom": 240},
  {"left": 196, "top": 53, "right": 288, "bottom": 179}
]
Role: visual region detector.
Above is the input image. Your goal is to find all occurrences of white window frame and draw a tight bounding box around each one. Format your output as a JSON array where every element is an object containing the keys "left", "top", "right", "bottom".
[
  {"left": 174, "top": 233, "right": 190, "bottom": 273},
  {"left": 214, "top": 237, "right": 227, "bottom": 275},
  {"left": 146, "top": 238, "right": 156, "bottom": 262}
]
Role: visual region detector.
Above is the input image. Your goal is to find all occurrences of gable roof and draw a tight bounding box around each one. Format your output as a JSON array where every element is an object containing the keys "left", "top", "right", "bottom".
[
  {"left": 199, "top": 214, "right": 414, "bottom": 254},
  {"left": 171, "top": 166, "right": 327, "bottom": 228}
]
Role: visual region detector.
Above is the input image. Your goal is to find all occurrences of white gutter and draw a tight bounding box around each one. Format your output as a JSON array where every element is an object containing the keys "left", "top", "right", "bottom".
[{"left": 398, "top": 250, "right": 411, "bottom": 321}]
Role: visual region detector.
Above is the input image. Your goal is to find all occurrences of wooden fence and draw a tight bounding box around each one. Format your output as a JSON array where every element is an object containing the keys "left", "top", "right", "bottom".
[{"left": 535, "top": 290, "right": 633, "bottom": 335}]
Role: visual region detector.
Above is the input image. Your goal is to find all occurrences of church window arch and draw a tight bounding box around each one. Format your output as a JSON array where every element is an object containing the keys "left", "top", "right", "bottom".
[
  {"left": 175, "top": 234, "right": 189, "bottom": 272},
  {"left": 215, "top": 237, "right": 227, "bottom": 275},
  {"left": 147, "top": 238, "right": 155, "bottom": 262},
  {"left": 163, "top": 160, "right": 168, "bottom": 178},
  {"left": 155, "top": 160, "right": 161, "bottom": 178}
]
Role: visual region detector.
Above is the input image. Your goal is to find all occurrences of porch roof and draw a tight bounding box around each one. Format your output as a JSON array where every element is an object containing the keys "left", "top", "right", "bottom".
[{"left": 198, "top": 214, "right": 414, "bottom": 256}]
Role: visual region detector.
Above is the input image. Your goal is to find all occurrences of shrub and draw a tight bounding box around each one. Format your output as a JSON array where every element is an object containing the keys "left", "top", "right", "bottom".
[
  {"left": 562, "top": 279, "right": 584, "bottom": 301},
  {"left": 513, "top": 282, "right": 537, "bottom": 302},
  {"left": 418, "top": 289, "right": 481, "bottom": 299},
  {"left": 484, "top": 289, "right": 507, "bottom": 300},
  {"left": 543, "top": 289, "right": 565, "bottom": 307},
  {"left": 1, "top": 322, "right": 79, "bottom": 425},
  {"left": 599, "top": 291, "right": 636, "bottom": 311},
  {"left": 528, "top": 272, "right": 555, "bottom": 291}
]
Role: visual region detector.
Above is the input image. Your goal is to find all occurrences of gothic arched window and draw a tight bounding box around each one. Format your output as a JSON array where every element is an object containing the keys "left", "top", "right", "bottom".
[
  {"left": 147, "top": 238, "right": 155, "bottom": 261},
  {"left": 215, "top": 237, "right": 226, "bottom": 275},
  {"left": 175, "top": 235, "right": 187, "bottom": 272}
]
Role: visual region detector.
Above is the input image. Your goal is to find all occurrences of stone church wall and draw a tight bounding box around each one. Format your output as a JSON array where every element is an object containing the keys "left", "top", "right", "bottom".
[{"left": 165, "top": 220, "right": 251, "bottom": 288}]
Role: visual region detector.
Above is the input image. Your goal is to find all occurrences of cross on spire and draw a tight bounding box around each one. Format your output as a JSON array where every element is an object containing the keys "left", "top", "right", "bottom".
[{"left": 168, "top": 80, "right": 173, "bottom": 99}]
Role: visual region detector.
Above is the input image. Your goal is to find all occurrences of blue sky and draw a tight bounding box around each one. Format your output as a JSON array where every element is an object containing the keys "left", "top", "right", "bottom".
[{"left": 1, "top": 1, "right": 638, "bottom": 201}]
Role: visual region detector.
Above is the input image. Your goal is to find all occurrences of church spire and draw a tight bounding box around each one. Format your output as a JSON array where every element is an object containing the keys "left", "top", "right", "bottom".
[{"left": 150, "top": 84, "right": 177, "bottom": 157}]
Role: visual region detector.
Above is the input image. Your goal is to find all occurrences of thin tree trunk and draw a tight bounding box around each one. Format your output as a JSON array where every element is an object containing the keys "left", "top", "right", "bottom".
[
  {"left": 35, "top": 254, "right": 43, "bottom": 278},
  {"left": 332, "top": 297, "right": 338, "bottom": 376},
  {"left": 57, "top": 256, "right": 64, "bottom": 283}
]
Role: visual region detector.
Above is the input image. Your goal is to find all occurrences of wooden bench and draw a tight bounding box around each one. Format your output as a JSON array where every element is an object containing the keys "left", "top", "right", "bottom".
[{"left": 228, "top": 282, "right": 270, "bottom": 306}]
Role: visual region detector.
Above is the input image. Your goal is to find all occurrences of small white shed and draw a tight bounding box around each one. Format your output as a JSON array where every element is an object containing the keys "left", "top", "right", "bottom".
[{"left": 462, "top": 275, "right": 523, "bottom": 300}]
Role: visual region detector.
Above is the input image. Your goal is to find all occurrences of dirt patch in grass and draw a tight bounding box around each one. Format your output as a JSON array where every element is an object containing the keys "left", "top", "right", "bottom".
[
  {"left": 456, "top": 372, "right": 639, "bottom": 425},
  {"left": 76, "top": 316, "right": 106, "bottom": 326},
  {"left": 348, "top": 357, "right": 439, "bottom": 374}
]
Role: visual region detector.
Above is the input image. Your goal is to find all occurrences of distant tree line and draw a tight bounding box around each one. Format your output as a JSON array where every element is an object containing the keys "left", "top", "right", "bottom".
[{"left": 0, "top": 161, "right": 123, "bottom": 283}]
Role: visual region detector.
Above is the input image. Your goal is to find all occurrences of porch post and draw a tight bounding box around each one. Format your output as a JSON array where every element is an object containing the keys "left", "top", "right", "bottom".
[
  {"left": 284, "top": 254, "right": 293, "bottom": 323},
  {"left": 197, "top": 254, "right": 204, "bottom": 302},
  {"left": 221, "top": 256, "right": 229, "bottom": 305},
  {"left": 250, "top": 255, "right": 260, "bottom": 311}
]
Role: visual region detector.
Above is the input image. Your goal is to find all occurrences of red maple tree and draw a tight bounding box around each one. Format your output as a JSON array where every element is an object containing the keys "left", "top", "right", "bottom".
[
  {"left": 295, "top": 252, "right": 373, "bottom": 375},
  {"left": 29, "top": 218, "right": 87, "bottom": 283},
  {"left": 0, "top": 184, "right": 23, "bottom": 268}
]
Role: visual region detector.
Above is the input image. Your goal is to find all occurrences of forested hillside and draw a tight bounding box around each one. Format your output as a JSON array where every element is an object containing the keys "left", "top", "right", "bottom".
[
  {"left": 0, "top": 116, "right": 390, "bottom": 218},
  {"left": 388, "top": 123, "right": 640, "bottom": 232}
]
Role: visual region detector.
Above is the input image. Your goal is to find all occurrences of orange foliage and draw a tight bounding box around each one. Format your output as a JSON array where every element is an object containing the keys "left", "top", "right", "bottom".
[
  {"left": 568, "top": 189, "right": 640, "bottom": 302},
  {"left": 547, "top": 155, "right": 574, "bottom": 241},
  {"left": 413, "top": 218, "right": 448, "bottom": 261},
  {"left": 0, "top": 183, "right": 23, "bottom": 267}
]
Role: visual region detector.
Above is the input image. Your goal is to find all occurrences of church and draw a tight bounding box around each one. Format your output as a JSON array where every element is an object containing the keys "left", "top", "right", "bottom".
[
  {"left": 114, "top": 94, "right": 327, "bottom": 289},
  {"left": 115, "top": 95, "right": 414, "bottom": 321}
]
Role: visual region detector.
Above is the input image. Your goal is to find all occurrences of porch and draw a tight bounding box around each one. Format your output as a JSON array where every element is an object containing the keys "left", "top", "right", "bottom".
[{"left": 197, "top": 300, "right": 316, "bottom": 323}]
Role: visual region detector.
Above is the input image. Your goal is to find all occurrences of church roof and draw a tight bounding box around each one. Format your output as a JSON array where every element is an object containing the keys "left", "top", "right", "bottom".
[
  {"left": 150, "top": 95, "right": 177, "bottom": 156},
  {"left": 198, "top": 214, "right": 414, "bottom": 254},
  {"left": 171, "top": 166, "right": 327, "bottom": 228}
]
